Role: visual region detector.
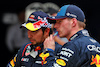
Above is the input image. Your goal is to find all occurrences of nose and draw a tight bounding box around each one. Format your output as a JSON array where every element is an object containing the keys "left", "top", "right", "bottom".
[{"left": 54, "top": 23, "right": 58, "bottom": 29}]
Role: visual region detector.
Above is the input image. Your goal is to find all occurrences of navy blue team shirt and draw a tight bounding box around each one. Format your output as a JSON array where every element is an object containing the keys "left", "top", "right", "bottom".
[
  {"left": 42, "top": 29, "right": 100, "bottom": 67},
  {"left": 7, "top": 42, "right": 62, "bottom": 67}
]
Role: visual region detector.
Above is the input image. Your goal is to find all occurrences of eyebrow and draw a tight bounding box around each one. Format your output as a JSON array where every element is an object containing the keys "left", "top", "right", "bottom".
[{"left": 31, "top": 29, "right": 40, "bottom": 32}]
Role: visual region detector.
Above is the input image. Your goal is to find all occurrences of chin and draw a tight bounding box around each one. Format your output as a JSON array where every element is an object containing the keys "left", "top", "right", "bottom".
[
  {"left": 31, "top": 42, "right": 36, "bottom": 45},
  {"left": 59, "top": 35, "right": 64, "bottom": 38},
  {"left": 59, "top": 34, "right": 66, "bottom": 38}
]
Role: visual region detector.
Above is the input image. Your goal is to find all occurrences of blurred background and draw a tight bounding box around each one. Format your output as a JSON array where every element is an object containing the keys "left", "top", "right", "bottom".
[{"left": 0, "top": 0, "right": 100, "bottom": 66}]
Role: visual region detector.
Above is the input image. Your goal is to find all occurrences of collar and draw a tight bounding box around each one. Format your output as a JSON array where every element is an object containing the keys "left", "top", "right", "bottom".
[
  {"left": 30, "top": 43, "right": 43, "bottom": 51},
  {"left": 69, "top": 29, "right": 90, "bottom": 41},
  {"left": 25, "top": 43, "right": 43, "bottom": 57}
]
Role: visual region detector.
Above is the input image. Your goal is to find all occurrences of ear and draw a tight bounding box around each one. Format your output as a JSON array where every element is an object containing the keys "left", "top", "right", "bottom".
[
  {"left": 44, "top": 28, "right": 50, "bottom": 38},
  {"left": 71, "top": 18, "right": 77, "bottom": 27}
]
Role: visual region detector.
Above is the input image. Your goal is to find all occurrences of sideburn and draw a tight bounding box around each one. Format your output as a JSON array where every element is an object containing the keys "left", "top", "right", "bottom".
[{"left": 41, "top": 27, "right": 53, "bottom": 36}]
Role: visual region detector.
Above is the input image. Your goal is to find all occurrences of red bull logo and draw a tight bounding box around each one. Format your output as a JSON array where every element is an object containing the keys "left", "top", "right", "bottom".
[
  {"left": 90, "top": 54, "right": 100, "bottom": 67},
  {"left": 35, "top": 46, "right": 41, "bottom": 51},
  {"left": 39, "top": 52, "right": 49, "bottom": 65},
  {"left": 33, "top": 18, "right": 46, "bottom": 29},
  {"left": 25, "top": 16, "right": 46, "bottom": 31},
  {"left": 22, "top": 16, "right": 51, "bottom": 31}
]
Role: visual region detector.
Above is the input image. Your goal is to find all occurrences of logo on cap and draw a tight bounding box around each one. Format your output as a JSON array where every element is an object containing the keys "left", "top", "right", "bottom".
[
  {"left": 28, "top": 15, "right": 36, "bottom": 21},
  {"left": 22, "top": 16, "right": 51, "bottom": 31},
  {"left": 66, "top": 13, "right": 77, "bottom": 18}
]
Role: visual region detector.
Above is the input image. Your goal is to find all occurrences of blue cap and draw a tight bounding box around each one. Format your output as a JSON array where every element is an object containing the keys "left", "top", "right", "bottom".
[{"left": 49, "top": 5, "right": 85, "bottom": 22}]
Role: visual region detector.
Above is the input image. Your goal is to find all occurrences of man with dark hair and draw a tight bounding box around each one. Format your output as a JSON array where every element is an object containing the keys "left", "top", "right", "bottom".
[{"left": 7, "top": 11, "right": 61, "bottom": 67}]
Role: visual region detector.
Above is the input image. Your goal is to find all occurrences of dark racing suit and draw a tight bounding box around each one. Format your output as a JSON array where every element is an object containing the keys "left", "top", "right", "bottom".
[
  {"left": 7, "top": 42, "right": 62, "bottom": 67},
  {"left": 43, "top": 30, "right": 100, "bottom": 67}
]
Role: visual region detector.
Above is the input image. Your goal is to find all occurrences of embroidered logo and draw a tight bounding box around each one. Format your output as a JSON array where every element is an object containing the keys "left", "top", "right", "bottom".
[
  {"left": 39, "top": 52, "right": 49, "bottom": 65},
  {"left": 9, "top": 54, "right": 17, "bottom": 67},
  {"left": 21, "top": 58, "right": 29, "bottom": 62},
  {"left": 10, "top": 59, "right": 15, "bottom": 67},
  {"left": 35, "top": 46, "right": 41, "bottom": 51},
  {"left": 90, "top": 54, "right": 100, "bottom": 67},
  {"left": 25, "top": 50, "right": 30, "bottom": 56},
  {"left": 56, "top": 59, "right": 66, "bottom": 66},
  {"left": 87, "top": 45, "right": 100, "bottom": 53}
]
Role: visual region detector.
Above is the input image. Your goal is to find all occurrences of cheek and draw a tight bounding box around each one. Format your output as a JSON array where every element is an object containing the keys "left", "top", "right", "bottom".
[
  {"left": 61, "top": 22, "right": 70, "bottom": 31},
  {"left": 35, "top": 32, "right": 44, "bottom": 41},
  {"left": 60, "top": 22, "right": 71, "bottom": 36}
]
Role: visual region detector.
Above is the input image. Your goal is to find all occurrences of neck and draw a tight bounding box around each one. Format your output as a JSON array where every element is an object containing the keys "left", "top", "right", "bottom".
[{"left": 67, "top": 28, "right": 84, "bottom": 41}]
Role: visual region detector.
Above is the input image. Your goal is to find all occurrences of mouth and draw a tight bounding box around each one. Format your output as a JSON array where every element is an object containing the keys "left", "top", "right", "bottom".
[
  {"left": 30, "top": 39, "right": 35, "bottom": 43},
  {"left": 56, "top": 30, "right": 60, "bottom": 35}
]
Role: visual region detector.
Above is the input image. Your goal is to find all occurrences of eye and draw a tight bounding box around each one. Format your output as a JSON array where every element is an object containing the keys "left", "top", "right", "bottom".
[
  {"left": 59, "top": 21, "right": 62, "bottom": 24},
  {"left": 57, "top": 20, "right": 62, "bottom": 24}
]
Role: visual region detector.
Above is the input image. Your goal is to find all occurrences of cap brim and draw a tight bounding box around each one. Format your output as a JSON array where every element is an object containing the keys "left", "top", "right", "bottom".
[{"left": 21, "top": 22, "right": 40, "bottom": 31}]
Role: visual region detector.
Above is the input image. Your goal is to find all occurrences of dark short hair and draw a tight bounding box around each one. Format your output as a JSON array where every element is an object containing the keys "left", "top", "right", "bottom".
[{"left": 41, "top": 27, "right": 53, "bottom": 36}]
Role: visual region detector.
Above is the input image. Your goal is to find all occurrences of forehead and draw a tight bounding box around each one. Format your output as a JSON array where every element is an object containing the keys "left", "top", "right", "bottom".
[
  {"left": 56, "top": 19, "right": 63, "bottom": 22},
  {"left": 56, "top": 18, "right": 66, "bottom": 23},
  {"left": 56, "top": 18, "right": 71, "bottom": 22}
]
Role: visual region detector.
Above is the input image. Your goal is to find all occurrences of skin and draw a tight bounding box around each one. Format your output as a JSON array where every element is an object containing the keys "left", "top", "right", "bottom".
[
  {"left": 44, "top": 18, "right": 84, "bottom": 50},
  {"left": 51, "top": 24, "right": 65, "bottom": 45},
  {"left": 28, "top": 28, "right": 50, "bottom": 46},
  {"left": 54, "top": 18, "right": 72, "bottom": 38}
]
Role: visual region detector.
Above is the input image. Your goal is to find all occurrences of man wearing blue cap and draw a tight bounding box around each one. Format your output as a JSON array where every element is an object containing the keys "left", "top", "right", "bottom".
[
  {"left": 43, "top": 5, "right": 100, "bottom": 67},
  {"left": 7, "top": 11, "right": 62, "bottom": 67}
]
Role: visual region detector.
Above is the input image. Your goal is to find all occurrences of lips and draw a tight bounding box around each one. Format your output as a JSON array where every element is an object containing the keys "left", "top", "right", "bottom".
[
  {"left": 57, "top": 31, "right": 60, "bottom": 35},
  {"left": 30, "top": 39, "right": 35, "bottom": 42},
  {"left": 30, "top": 39, "right": 36, "bottom": 45}
]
